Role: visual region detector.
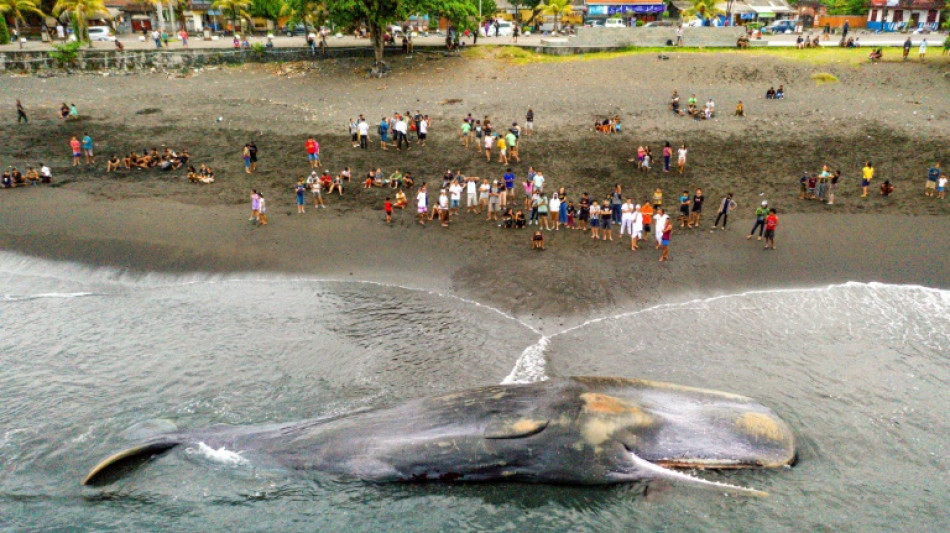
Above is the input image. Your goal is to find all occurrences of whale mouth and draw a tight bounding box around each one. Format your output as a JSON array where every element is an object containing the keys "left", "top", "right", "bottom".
[{"left": 620, "top": 445, "right": 768, "bottom": 497}]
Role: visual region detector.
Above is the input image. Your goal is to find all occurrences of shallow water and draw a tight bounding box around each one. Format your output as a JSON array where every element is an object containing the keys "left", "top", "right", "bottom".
[{"left": 1, "top": 252, "right": 948, "bottom": 532}]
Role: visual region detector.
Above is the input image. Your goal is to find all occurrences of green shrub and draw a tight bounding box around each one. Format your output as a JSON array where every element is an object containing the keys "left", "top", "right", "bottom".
[
  {"left": 635, "top": 19, "right": 645, "bottom": 27},
  {"left": 50, "top": 41, "right": 82, "bottom": 67},
  {"left": 0, "top": 16, "right": 11, "bottom": 45},
  {"left": 251, "top": 42, "right": 266, "bottom": 53}
]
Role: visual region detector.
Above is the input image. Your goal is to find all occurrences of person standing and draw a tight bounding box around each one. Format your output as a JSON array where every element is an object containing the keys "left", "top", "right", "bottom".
[
  {"left": 179, "top": 29, "right": 188, "bottom": 46},
  {"left": 416, "top": 184, "right": 428, "bottom": 225},
  {"left": 763, "top": 208, "right": 778, "bottom": 250},
  {"left": 677, "top": 144, "right": 687, "bottom": 174},
  {"left": 69, "top": 136, "right": 81, "bottom": 166},
  {"left": 662, "top": 142, "right": 672, "bottom": 172},
  {"left": 903, "top": 37, "right": 912, "bottom": 60},
  {"left": 619, "top": 198, "right": 635, "bottom": 238},
  {"left": 152, "top": 29, "right": 161, "bottom": 48},
  {"left": 305, "top": 136, "right": 319, "bottom": 167},
  {"left": 675, "top": 25, "right": 683, "bottom": 46},
  {"left": 250, "top": 189, "right": 261, "bottom": 222},
  {"left": 926, "top": 162, "right": 941, "bottom": 197},
  {"left": 861, "top": 161, "right": 874, "bottom": 198},
  {"left": 248, "top": 142, "right": 258, "bottom": 172},
  {"left": 827, "top": 170, "right": 839, "bottom": 205},
  {"left": 81, "top": 133, "right": 94, "bottom": 165},
  {"left": 630, "top": 204, "right": 643, "bottom": 250},
  {"left": 678, "top": 190, "right": 691, "bottom": 228},
  {"left": 359, "top": 118, "right": 371, "bottom": 150},
  {"left": 294, "top": 178, "right": 307, "bottom": 214},
  {"left": 242, "top": 144, "right": 251, "bottom": 173},
  {"left": 418, "top": 116, "right": 428, "bottom": 147},
  {"left": 653, "top": 208, "right": 669, "bottom": 249},
  {"left": 688, "top": 187, "right": 704, "bottom": 227},
  {"left": 659, "top": 214, "right": 672, "bottom": 262},
  {"left": 258, "top": 193, "right": 268, "bottom": 225},
  {"left": 748, "top": 200, "right": 769, "bottom": 240},
  {"left": 16, "top": 100, "right": 27, "bottom": 123},
  {"left": 712, "top": 193, "right": 735, "bottom": 230},
  {"left": 919, "top": 38, "right": 927, "bottom": 60},
  {"left": 610, "top": 184, "right": 623, "bottom": 225},
  {"left": 525, "top": 108, "right": 534, "bottom": 136}
]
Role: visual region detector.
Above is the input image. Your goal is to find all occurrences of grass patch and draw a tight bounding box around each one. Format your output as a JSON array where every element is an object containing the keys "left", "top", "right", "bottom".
[
  {"left": 810, "top": 72, "right": 839, "bottom": 84},
  {"left": 464, "top": 44, "right": 950, "bottom": 68}
]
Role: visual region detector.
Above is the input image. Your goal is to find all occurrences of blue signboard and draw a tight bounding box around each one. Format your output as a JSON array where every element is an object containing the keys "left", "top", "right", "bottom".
[{"left": 589, "top": 4, "right": 666, "bottom": 15}]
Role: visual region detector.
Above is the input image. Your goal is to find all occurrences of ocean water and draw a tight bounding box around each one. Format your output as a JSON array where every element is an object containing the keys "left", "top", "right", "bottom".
[{"left": 1, "top": 251, "right": 948, "bottom": 532}]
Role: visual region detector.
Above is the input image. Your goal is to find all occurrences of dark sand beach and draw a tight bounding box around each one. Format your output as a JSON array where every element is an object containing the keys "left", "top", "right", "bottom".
[{"left": 2, "top": 50, "right": 949, "bottom": 321}]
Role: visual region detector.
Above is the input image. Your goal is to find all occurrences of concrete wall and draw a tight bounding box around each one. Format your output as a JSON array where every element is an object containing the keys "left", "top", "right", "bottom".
[
  {"left": 544, "top": 27, "right": 748, "bottom": 49},
  {"left": 0, "top": 47, "right": 381, "bottom": 73}
]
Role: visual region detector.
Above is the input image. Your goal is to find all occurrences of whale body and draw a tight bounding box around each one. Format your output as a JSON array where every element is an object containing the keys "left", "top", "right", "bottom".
[{"left": 82, "top": 377, "right": 796, "bottom": 495}]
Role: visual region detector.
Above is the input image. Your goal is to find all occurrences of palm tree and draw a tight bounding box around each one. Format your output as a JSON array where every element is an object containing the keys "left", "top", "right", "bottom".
[
  {"left": 682, "top": 0, "right": 722, "bottom": 24},
  {"left": 0, "top": 0, "right": 46, "bottom": 48},
  {"left": 211, "top": 0, "right": 250, "bottom": 35},
  {"left": 279, "top": 0, "right": 327, "bottom": 39},
  {"left": 539, "top": 0, "right": 570, "bottom": 33},
  {"left": 53, "top": 0, "right": 109, "bottom": 45}
]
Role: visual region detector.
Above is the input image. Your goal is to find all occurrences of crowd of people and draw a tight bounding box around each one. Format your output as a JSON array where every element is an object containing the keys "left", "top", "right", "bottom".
[{"left": 2, "top": 163, "right": 53, "bottom": 188}]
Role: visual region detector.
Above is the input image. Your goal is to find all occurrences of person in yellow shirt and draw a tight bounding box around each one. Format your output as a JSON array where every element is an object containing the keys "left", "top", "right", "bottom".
[
  {"left": 496, "top": 136, "right": 508, "bottom": 165},
  {"left": 861, "top": 161, "right": 874, "bottom": 197}
]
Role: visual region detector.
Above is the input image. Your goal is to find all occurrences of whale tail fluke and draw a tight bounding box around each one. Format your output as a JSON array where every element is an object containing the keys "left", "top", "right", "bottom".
[{"left": 82, "top": 440, "right": 181, "bottom": 486}]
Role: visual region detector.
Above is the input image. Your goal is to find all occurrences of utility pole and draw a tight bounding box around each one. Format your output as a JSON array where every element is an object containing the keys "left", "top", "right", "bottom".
[{"left": 155, "top": 0, "right": 166, "bottom": 30}]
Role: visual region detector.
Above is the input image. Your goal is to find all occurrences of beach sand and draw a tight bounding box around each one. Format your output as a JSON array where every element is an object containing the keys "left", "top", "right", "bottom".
[{"left": 1, "top": 51, "right": 949, "bottom": 325}]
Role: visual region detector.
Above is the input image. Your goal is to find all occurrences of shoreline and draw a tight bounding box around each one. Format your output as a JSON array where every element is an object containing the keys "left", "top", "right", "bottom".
[{"left": 2, "top": 188, "right": 948, "bottom": 331}]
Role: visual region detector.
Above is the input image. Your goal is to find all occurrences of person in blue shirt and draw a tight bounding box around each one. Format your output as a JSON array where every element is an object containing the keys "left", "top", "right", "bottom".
[
  {"left": 378, "top": 118, "right": 390, "bottom": 151},
  {"left": 81, "top": 133, "right": 94, "bottom": 165},
  {"left": 503, "top": 169, "right": 515, "bottom": 198}
]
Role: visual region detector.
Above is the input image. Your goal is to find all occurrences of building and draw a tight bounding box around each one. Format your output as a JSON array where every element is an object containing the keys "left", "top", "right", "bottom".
[
  {"left": 585, "top": 0, "right": 668, "bottom": 22},
  {"left": 866, "top": 0, "right": 943, "bottom": 31}
]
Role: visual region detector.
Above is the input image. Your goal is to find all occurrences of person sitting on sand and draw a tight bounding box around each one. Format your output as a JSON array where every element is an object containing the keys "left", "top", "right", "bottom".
[
  {"left": 394, "top": 189, "right": 408, "bottom": 209},
  {"left": 670, "top": 92, "right": 683, "bottom": 116},
  {"left": 515, "top": 210, "right": 526, "bottom": 229},
  {"left": 69, "top": 103, "right": 78, "bottom": 119},
  {"left": 775, "top": 85, "right": 785, "bottom": 99},
  {"left": 188, "top": 165, "right": 199, "bottom": 183},
  {"left": 737, "top": 35, "right": 750, "bottom": 49},
  {"left": 869, "top": 48, "right": 883, "bottom": 62},
  {"left": 106, "top": 155, "right": 120, "bottom": 172},
  {"left": 389, "top": 169, "right": 403, "bottom": 189},
  {"left": 766, "top": 86, "right": 776, "bottom": 99},
  {"left": 532, "top": 229, "right": 545, "bottom": 250},
  {"left": 328, "top": 173, "right": 344, "bottom": 195},
  {"left": 11, "top": 167, "right": 24, "bottom": 186},
  {"left": 59, "top": 103, "right": 69, "bottom": 120},
  {"left": 1, "top": 171, "right": 12, "bottom": 188},
  {"left": 735, "top": 101, "right": 745, "bottom": 117},
  {"left": 502, "top": 208, "right": 514, "bottom": 229},
  {"left": 25, "top": 166, "right": 39, "bottom": 185},
  {"left": 880, "top": 180, "right": 894, "bottom": 196}
]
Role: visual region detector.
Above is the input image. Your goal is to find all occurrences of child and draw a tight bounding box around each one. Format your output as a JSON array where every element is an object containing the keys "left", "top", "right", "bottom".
[
  {"left": 566, "top": 201, "right": 576, "bottom": 229},
  {"left": 294, "top": 179, "right": 307, "bottom": 214},
  {"left": 938, "top": 174, "right": 947, "bottom": 199},
  {"left": 384, "top": 197, "right": 393, "bottom": 223},
  {"left": 735, "top": 101, "right": 745, "bottom": 117},
  {"left": 764, "top": 208, "right": 778, "bottom": 250},
  {"left": 258, "top": 193, "right": 268, "bottom": 225},
  {"left": 532, "top": 230, "right": 545, "bottom": 250},
  {"left": 514, "top": 210, "right": 526, "bottom": 229}
]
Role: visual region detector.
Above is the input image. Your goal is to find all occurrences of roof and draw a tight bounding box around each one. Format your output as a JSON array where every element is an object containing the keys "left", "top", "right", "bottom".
[{"left": 867, "top": 0, "right": 944, "bottom": 7}]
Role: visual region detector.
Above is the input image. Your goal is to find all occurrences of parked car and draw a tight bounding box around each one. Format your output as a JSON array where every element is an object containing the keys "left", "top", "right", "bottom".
[
  {"left": 88, "top": 26, "right": 116, "bottom": 42},
  {"left": 765, "top": 19, "right": 799, "bottom": 34},
  {"left": 283, "top": 24, "right": 307, "bottom": 36},
  {"left": 604, "top": 18, "right": 625, "bottom": 28},
  {"left": 644, "top": 20, "right": 675, "bottom": 27}
]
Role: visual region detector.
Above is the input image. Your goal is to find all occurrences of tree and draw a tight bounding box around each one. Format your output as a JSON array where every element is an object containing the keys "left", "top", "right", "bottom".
[
  {"left": 250, "top": 0, "right": 284, "bottom": 32},
  {"left": 539, "top": 0, "right": 570, "bottom": 32},
  {"left": 0, "top": 0, "right": 46, "bottom": 48},
  {"left": 0, "top": 15, "right": 10, "bottom": 44},
  {"left": 53, "top": 0, "right": 108, "bottom": 45},
  {"left": 212, "top": 0, "right": 251, "bottom": 34},
  {"left": 281, "top": 0, "right": 326, "bottom": 36},
  {"left": 682, "top": 0, "right": 722, "bottom": 22},
  {"left": 328, "top": 0, "right": 477, "bottom": 76}
]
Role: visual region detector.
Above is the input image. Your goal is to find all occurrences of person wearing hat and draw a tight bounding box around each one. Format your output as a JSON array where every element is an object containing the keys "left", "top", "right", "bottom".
[{"left": 748, "top": 200, "right": 769, "bottom": 241}]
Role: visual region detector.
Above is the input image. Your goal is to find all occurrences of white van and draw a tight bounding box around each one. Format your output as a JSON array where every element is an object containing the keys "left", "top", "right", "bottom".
[
  {"left": 88, "top": 26, "right": 116, "bottom": 42},
  {"left": 605, "top": 18, "right": 625, "bottom": 28},
  {"left": 494, "top": 20, "right": 513, "bottom": 36}
]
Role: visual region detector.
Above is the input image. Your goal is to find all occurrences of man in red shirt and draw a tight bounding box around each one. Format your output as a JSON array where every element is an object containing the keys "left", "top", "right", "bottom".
[
  {"left": 69, "top": 136, "right": 81, "bottom": 167},
  {"left": 305, "top": 136, "right": 320, "bottom": 168},
  {"left": 764, "top": 208, "right": 778, "bottom": 250}
]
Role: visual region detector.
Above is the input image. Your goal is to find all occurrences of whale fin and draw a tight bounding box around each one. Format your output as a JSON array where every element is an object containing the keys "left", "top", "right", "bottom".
[
  {"left": 82, "top": 440, "right": 181, "bottom": 486},
  {"left": 620, "top": 452, "right": 768, "bottom": 497}
]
